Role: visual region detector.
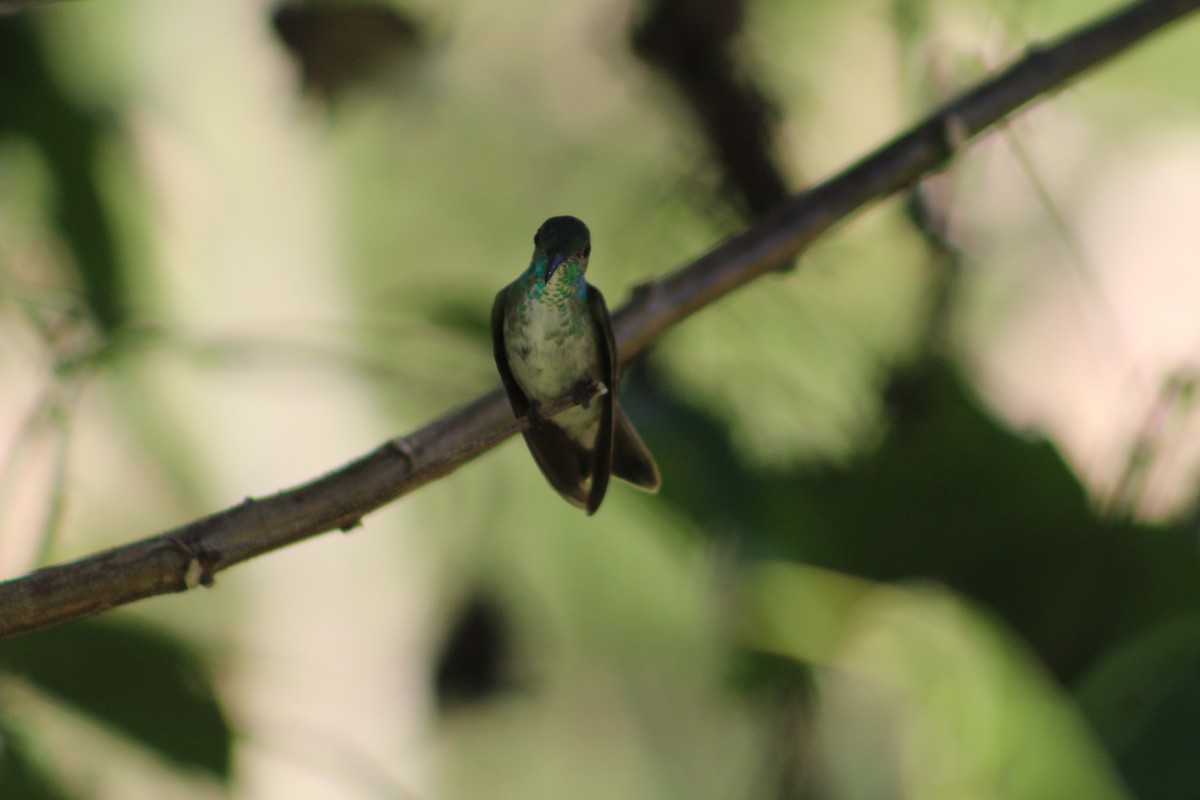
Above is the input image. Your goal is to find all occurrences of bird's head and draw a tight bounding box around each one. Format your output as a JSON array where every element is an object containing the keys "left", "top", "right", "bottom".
[{"left": 531, "top": 215, "right": 591, "bottom": 283}]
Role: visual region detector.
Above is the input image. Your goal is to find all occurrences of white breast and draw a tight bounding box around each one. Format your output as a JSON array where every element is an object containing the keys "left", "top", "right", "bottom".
[{"left": 507, "top": 300, "right": 598, "bottom": 401}]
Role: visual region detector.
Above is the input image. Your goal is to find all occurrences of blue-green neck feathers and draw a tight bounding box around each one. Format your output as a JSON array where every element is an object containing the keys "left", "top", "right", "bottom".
[
  {"left": 519, "top": 252, "right": 588, "bottom": 300},
  {"left": 516, "top": 215, "right": 592, "bottom": 303}
]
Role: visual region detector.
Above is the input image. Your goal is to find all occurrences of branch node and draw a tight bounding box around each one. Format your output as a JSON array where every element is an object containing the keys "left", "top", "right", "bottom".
[
  {"left": 339, "top": 518, "right": 363, "bottom": 533},
  {"left": 183, "top": 557, "right": 204, "bottom": 590},
  {"left": 942, "top": 112, "right": 971, "bottom": 155},
  {"left": 168, "top": 537, "right": 218, "bottom": 589},
  {"left": 389, "top": 436, "right": 420, "bottom": 464}
]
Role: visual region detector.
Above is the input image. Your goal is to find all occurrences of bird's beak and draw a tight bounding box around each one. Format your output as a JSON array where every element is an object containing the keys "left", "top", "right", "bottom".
[{"left": 546, "top": 251, "right": 568, "bottom": 281}]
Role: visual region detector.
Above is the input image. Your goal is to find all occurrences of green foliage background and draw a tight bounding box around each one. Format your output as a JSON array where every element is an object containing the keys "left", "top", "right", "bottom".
[{"left": 1, "top": 0, "right": 1200, "bottom": 798}]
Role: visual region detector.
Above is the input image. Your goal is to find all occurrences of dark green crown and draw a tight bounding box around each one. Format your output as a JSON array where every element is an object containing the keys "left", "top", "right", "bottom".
[{"left": 534, "top": 216, "right": 591, "bottom": 257}]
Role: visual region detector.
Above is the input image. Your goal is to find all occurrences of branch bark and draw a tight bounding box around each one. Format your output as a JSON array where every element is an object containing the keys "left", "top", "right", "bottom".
[
  {"left": 0, "top": 0, "right": 61, "bottom": 15},
  {"left": 1, "top": 0, "right": 1196, "bottom": 638}
]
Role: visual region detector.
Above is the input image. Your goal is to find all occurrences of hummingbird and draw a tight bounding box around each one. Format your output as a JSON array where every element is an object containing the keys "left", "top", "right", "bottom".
[{"left": 491, "top": 215, "right": 660, "bottom": 514}]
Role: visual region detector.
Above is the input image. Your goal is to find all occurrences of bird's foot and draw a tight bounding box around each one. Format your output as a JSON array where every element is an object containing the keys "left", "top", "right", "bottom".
[{"left": 570, "top": 378, "right": 605, "bottom": 410}]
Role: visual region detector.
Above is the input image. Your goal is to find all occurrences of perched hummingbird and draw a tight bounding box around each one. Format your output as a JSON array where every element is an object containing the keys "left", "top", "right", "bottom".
[{"left": 492, "top": 216, "right": 660, "bottom": 514}]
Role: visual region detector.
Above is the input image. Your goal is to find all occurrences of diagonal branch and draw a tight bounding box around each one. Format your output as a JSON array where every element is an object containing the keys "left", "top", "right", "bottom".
[
  {"left": 0, "top": 0, "right": 61, "bottom": 14},
  {"left": 1, "top": 0, "right": 1196, "bottom": 638}
]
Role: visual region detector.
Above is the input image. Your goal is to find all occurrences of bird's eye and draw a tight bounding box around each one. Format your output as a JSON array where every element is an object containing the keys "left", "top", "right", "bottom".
[
  {"left": 582, "top": 245, "right": 591, "bottom": 258},
  {"left": 533, "top": 234, "right": 540, "bottom": 247}
]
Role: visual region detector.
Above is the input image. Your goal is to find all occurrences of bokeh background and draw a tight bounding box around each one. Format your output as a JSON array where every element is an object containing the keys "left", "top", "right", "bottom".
[{"left": 2, "top": 0, "right": 1200, "bottom": 797}]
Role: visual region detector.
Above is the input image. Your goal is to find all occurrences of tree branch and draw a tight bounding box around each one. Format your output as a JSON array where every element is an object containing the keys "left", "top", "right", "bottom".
[
  {"left": 0, "top": 0, "right": 62, "bottom": 15},
  {"left": 1, "top": 0, "right": 1196, "bottom": 638}
]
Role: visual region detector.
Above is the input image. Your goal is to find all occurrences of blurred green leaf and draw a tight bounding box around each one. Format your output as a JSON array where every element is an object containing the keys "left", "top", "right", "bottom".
[
  {"left": 744, "top": 564, "right": 1132, "bottom": 799},
  {"left": 0, "top": 16, "right": 125, "bottom": 333},
  {"left": 1077, "top": 615, "right": 1200, "bottom": 800},
  {"left": 0, "top": 721, "right": 75, "bottom": 800},
  {"left": 645, "top": 358, "right": 1200, "bottom": 680},
  {"left": 0, "top": 619, "right": 231, "bottom": 781},
  {"left": 782, "top": 360, "right": 1200, "bottom": 680},
  {"left": 623, "top": 373, "right": 759, "bottom": 535}
]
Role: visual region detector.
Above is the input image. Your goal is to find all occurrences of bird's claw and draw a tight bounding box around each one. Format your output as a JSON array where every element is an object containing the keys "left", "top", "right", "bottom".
[{"left": 571, "top": 379, "right": 604, "bottom": 410}]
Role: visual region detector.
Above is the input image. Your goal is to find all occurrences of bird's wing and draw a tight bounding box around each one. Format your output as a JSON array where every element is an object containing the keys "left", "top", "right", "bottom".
[{"left": 585, "top": 285, "right": 616, "bottom": 514}]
